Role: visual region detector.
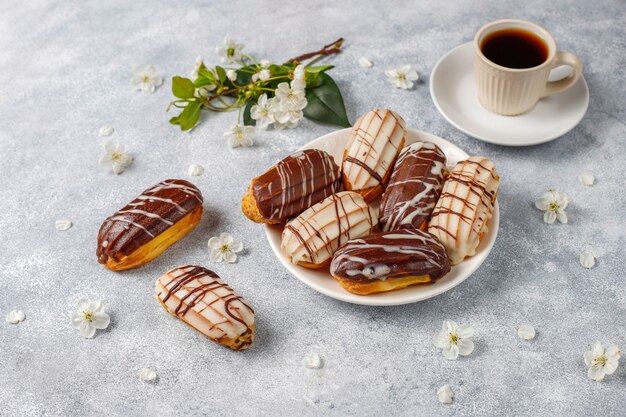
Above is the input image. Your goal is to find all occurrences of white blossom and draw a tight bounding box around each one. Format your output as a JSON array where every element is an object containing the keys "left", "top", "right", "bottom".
[
  {"left": 517, "top": 325, "right": 536, "bottom": 340},
  {"left": 189, "top": 56, "right": 204, "bottom": 79},
  {"left": 250, "top": 94, "right": 275, "bottom": 130},
  {"left": 188, "top": 164, "right": 204, "bottom": 176},
  {"left": 385, "top": 64, "right": 419, "bottom": 89},
  {"left": 437, "top": 385, "right": 454, "bottom": 404},
  {"left": 302, "top": 352, "right": 323, "bottom": 369},
  {"left": 584, "top": 341, "right": 620, "bottom": 381},
  {"left": 433, "top": 320, "right": 475, "bottom": 360},
  {"left": 194, "top": 84, "right": 216, "bottom": 98},
  {"left": 5, "top": 310, "right": 25, "bottom": 324},
  {"left": 137, "top": 367, "right": 157, "bottom": 382},
  {"left": 358, "top": 56, "right": 373, "bottom": 68},
  {"left": 580, "top": 251, "right": 596, "bottom": 268},
  {"left": 534, "top": 189, "right": 569, "bottom": 224},
  {"left": 226, "top": 69, "right": 237, "bottom": 81},
  {"left": 216, "top": 36, "right": 244, "bottom": 63},
  {"left": 208, "top": 232, "right": 244, "bottom": 263},
  {"left": 224, "top": 124, "right": 255, "bottom": 148},
  {"left": 70, "top": 299, "right": 110, "bottom": 338},
  {"left": 272, "top": 80, "right": 307, "bottom": 129},
  {"left": 99, "top": 141, "right": 133, "bottom": 175},
  {"left": 55, "top": 219, "right": 73, "bottom": 231},
  {"left": 98, "top": 126, "right": 114, "bottom": 137},
  {"left": 293, "top": 64, "right": 305, "bottom": 81},
  {"left": 130, "top": 65, "right": 163, "bottom": 94},
  {"left": 579, "top": 173, "right": 595, "bottom": 186}
]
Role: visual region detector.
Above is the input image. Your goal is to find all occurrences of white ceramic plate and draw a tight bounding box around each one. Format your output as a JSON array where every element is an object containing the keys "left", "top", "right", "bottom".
[
  {"left": 430, "top": 42, "right": 589, "bottom": 146},
  {"left": 264, "top": 128, "right": 500, "bottom": 306}
]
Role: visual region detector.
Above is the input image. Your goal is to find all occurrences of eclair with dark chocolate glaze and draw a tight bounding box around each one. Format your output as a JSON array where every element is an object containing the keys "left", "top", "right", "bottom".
[
  {"left": 97, "top": 179, "right": 203, "bottom": 271},
  {"left": 242, "top": 149, "right": 342, "bottom": 224},
  {"left": 330, "top": 229, "right": 451, "bottom": 295}
]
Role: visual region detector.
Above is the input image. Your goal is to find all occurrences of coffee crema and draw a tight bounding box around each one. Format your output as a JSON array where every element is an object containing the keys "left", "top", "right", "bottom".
[{"left": 480, "top": 28, "right": 548, "bottom": 69}]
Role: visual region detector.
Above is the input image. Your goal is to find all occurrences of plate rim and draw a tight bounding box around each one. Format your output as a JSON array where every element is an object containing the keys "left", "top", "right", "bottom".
[
  {"left": 429, "top": 42, "right": 589, "bottom": 147},
  {"left": 263, "top": 127, "right": 500, "bottom": 306}
]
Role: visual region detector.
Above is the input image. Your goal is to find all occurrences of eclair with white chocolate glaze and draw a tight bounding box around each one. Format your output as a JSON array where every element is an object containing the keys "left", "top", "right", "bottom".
[
  {"left": 97, "top": 179, "right": 203, "bottom": 271},
  {"left": 242, "top": 149, "right": 341, "bottom": 224},
  {"left": 155, "top": 265, "right": 255, "bottom": 351},
  {"left": 330, "top": 229, "right": 451, "bottom": 295},
  {"left": 342, "top": 109, "right": 406, "bottom": 202},
  {"left": 281, "top": 191, "right": 378, "bottom": 268},
  {"left": 427, "top": 157, "right": 499, "bottom": 265},
  {"left": 379, "top": 141, "right": 447, "bottom": 232}
]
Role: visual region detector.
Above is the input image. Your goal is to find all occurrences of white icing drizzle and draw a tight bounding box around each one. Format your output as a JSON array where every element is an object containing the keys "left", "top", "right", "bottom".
[
  {"left": 109, "top": 216, "right": 155, "bottom": 237},
  {"left": 130, "top": 195, "right": 187, "bottom": 213},
  {"left": 117, "top": 209, "right": 174, "bottom": 225},
  {"left": 343, "top": 109, "right": 406, "bottom": 190},
  {"left": 149, "top": 180, "right": 203, "bottom": 203},
  {"left": 281, "top": 191, "right": 378, "bottom": 265},
  {"left": 427, "top": 157, "right": 499, "bottom": 265}
]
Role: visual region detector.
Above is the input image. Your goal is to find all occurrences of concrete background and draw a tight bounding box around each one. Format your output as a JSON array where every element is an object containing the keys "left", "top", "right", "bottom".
[{"left": 0, "top": 0, "right": 625, "bottom": 416}]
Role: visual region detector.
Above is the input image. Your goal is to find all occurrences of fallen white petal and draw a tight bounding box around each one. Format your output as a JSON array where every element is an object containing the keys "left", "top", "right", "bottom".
[
  {"left": 5, "top": 310, "right": 25, "bottom": 324},
  {"left": 55, "top": 219, "right": 73, "bottom": 231},
  {"left": 137, "top": 367, "right": 157, "bottom": 382},
  {"left": 358, "top": 56, "right": 373, "bottom": 68},
  {"left": 437, "top": 385, "right": 454, "bottom": 404},
  {"left": 302, "top": 352, "right": 323, "bottom": 369},
  {"left": 579, "top": 173, "right": 595, "bottom": 186},
  {"left": 517, "top": 324, "right": 536, "bottom": 340},
  {"left": 188, "top": 164, "right": 204, "bottom": 176},
  {"left": 98, "top": 126, "right": 114, "bottom": 137},
  {"left": 580, "top": 252, "right": 595, "bottom": 269}
]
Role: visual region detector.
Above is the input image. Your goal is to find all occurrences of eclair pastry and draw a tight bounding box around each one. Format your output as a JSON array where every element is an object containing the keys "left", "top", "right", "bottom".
[
  {"left": 379, "top": 141, "right": 447, "bottom": 232},
  {"left": 97, "top": 179, "right": 203, "bottom": 271},
  {"left": 428, "top": 157, "right": 499, "bottom": 265},
  {"left": 155, "top": 265, "right": 254, "bottom": 350},
  {"left": 281, "top": 191, "right": 378, "bottom": 268},
  {"left": 342, "top": 109, "right": 406, "bottom": 202},
  {"left": 242, "top": 149, "right": 341, "bottom": 224},
  {"left": 330, "top": 229, "right": 451, "bottom": 295}
]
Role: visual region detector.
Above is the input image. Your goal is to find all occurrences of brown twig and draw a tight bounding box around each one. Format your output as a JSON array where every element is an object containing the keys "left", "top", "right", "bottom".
[{"left": 286, "top": 38, "right": 344, "bottom": 65}]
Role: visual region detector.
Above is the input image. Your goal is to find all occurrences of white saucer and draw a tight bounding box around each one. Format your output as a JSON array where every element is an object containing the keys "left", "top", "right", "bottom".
[
  {"left": 264, "top": 128, "right": 499, "bottom": 306},
  {"left": 430, "top": 42, "right": 589, "bottom": 146}
]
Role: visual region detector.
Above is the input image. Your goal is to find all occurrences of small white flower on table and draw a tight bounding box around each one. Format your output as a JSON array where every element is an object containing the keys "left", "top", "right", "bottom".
[
  {"left": 358, "top": 56, "right": 373, "bottom": 68},
  {"left": 5, "top": 310, "right": 25, "bottom": 324},
  {"left": 99, "top": 141, "right": 133, "bottom": 174},
  {"left": 579, "top": 173, "right": 595, "bottom": 186},
  {"left": 433, "top": 320, "right": 475, "bottom": 360},
  {"left": 535, "top": 189, "right": 569, "bottom": 224},
  {"left": 580, "top": 251, "right": 595, "bottom": 268},
  {"left": 130, "top": 65, "right": 163, "bottom": 94},
  {"left": 216, "top": 36, "right": 244, "bottom": 63},
  {"left": 208, "top": 232, "right": 243, "bottom": 263},
  {"left": 70, "top": 299, "right": 110, "bottom": 338},
  {"left": 55, "top": 219, "right": 73, "bottom": 231},
  {"left": 188, "top": 164, "right": 204, "bottom": 177},
  {"left": 437, "top": 385, "right": 454, "bottom": 404},
  {"left": 584, "top": 341, "right": 620, "bottom": 381},
  {"left": 517, "top": 324, "right": 536, "bottom": 340},
  {"left": 250, "top": 94, "right": 276, "bottom": 130},
  {"left": 302, "top": 352, "right": 323, "bottom": 369},
  {"left": 137, "top": 367, "right": 157, "bottom": 382},
  {"left": 98, "top": 126, "right": 114, "bottom": 137},
  {"left": 224, "top": 125, "right": 255, "bottom": 148},
  {"left": 385, "top": 64, "right": 419, "bottom": 89}
]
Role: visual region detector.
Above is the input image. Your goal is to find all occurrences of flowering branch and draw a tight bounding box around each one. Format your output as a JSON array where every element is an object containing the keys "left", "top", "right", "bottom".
[{"left": 167, "top": 36, "right": 350, "bottom": 142}]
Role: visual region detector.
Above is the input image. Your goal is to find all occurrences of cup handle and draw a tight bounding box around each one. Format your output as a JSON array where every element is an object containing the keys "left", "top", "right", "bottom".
[{"left": 541, "top": 51, "right": 582, "bottom": 97}]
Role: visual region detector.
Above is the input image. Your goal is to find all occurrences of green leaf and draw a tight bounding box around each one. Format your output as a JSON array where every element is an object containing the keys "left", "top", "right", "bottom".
[
  {"left": 243, "top": 100, "right": 256, "bottom": 126},
  {"left": 305, "top": 65, "right": 334, "bottom": 74},
  {"left": 172, "top": 76, "right": 195, "bottom": 99},
  {"left": 270, "top": 64, "right": 291, "bottom": 76},
  {"left": 169, "top": 116, "right": 180, "bottom": 125},
  {"left": 178, "top": 102, "right": 202, "bottom": 131},
  {"left": 215, "top": 66, "right": 227, "bottom": 83},
  {"left": 303, "top": 73, "right": 350, "bottom": 127}
]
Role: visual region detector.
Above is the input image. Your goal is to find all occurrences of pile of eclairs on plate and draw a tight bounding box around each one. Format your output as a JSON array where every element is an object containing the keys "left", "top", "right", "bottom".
[
  {"left": 243, "top": 108, "right": 500, "bottom": 295},
  {"left": 91, "top": 108, "right": 499, "bottom": 351}
]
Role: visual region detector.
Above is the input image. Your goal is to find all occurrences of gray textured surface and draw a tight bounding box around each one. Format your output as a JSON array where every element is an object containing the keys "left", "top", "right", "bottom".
[{"left": 1, "top": 0, "right": 625, "bottom": 416}]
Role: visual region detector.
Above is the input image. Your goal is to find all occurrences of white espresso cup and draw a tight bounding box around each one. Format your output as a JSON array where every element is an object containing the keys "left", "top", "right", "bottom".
[{"left": 474, "top": 19, "right": 582, "bottom": 116}]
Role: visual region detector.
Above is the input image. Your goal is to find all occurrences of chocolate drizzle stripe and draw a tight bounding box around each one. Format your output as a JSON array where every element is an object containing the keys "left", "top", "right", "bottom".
[{"left": 345, "top": 156, "right": 383, "bottom": 184}]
